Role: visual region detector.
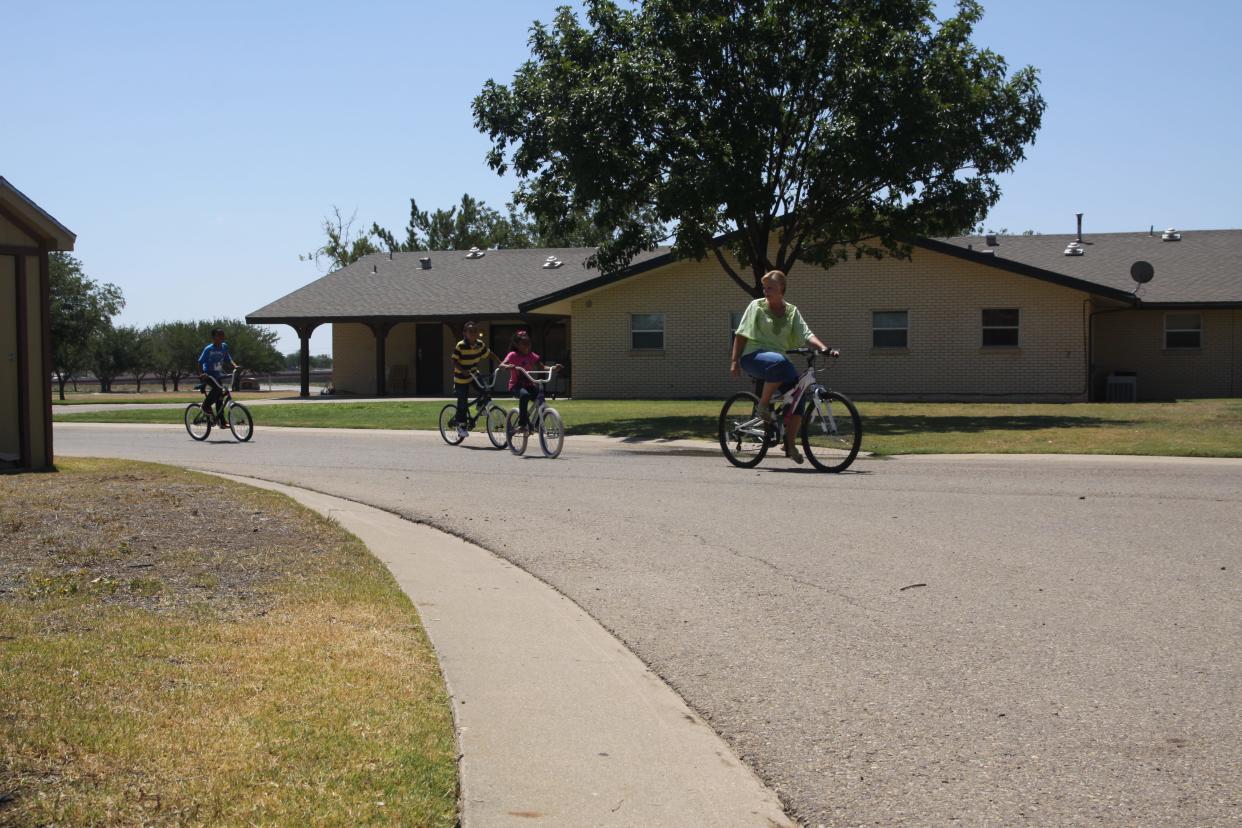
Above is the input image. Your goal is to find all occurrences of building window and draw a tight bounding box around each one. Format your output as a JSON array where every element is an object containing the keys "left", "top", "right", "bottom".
[
  {"left": 981, "top": 308, "right": 1020, "bottom": 347},
  {"left": 630, "top": 313, "right": 665, "bottom": 350},
  {"left": 872, "top": 311, "right": 909, "bottom": 348},
  {"left": 1165, "top": 313, "right": 1202, "bottom": 349}
]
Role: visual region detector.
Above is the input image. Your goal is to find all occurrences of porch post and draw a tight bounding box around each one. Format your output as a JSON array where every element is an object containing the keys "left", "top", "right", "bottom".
[
  {"left": 293, "top": 321, "right": 320, "bottom": 398},
  {"left": 369, "top": 320, "right": 393, "bottom": 397}
]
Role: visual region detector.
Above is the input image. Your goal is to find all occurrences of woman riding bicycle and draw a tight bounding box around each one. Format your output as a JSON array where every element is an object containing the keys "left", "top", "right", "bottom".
[{"left": 729, "top": 270, "right": 833, "bottom": 464}]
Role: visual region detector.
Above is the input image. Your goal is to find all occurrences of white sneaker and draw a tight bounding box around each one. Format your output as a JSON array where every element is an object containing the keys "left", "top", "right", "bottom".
[{"left": 457, "top": 425, "right": 469, "bottom": 438}]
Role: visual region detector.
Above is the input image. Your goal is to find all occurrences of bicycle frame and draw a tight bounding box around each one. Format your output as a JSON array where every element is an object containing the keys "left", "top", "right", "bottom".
[
  {"left": 512, "top": 368, "right": 557, "bottom": 427},
  {"left": 461, "top": 367, "right": 504, "bottom": 426},
  {"left": 738, "top": 351, "right": 838, "bottom": 444}
]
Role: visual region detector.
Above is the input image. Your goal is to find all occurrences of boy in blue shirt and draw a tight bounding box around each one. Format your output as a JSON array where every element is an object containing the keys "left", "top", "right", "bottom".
[{"left": 198, "top": 328, "right": 241, "bottom": 425}]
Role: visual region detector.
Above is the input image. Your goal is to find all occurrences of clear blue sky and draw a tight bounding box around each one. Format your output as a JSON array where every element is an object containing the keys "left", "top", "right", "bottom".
[{"left": 5, "top": 0, "right": 1239, "bottom": 355}]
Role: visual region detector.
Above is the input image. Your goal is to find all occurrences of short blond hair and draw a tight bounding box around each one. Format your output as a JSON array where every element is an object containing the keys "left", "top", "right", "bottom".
[{"left": 761, "top": 270, "right": 787, "bottom": 291}]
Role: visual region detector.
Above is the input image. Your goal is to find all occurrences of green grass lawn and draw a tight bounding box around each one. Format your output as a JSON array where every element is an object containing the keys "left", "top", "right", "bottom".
[
  {"left": 55, "top": 397, "right": 1242, "bottom": 457},
  {"left": 1, "top": 459, "right": 457, "bottom": 826}
]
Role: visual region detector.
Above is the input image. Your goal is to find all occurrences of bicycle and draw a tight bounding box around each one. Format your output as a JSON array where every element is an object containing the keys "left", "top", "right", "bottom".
[
  {"left": 718, "top": 348, "right": 861, "bottom": 472},
  {"left": 505, "top": 366, "right": 564, "bottom": 458},
  {"left": 185, "top": 368, "right": 254, "bottom": 442},
  {"left": 438, "top": 367, "right": 509, "bottom": 449}
]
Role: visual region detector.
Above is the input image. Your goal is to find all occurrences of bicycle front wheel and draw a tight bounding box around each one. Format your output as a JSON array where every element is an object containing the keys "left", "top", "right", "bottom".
[
  {"left": 439, "top": 404, "right": 465, "bottom": 445},
  {"left": 718, "top": 392, "right": 769, "bottom": 468},
  {"left": 538, "top": 408, "right": 564, "bottom": 458},
  {"left": 506, "top": 408, "right": 527, "bottom": 455},
  {"left": 184, "top": 403, "right": 211, "bottom": 441},
  {"left": 486, "top": 405, "right": 508, "bottom": 449},
  {"left": 227, "top": 403, "right": 254, "bottom": 442},
  {"left": 801, "top": 389, "right": 862, "bottom": 472}
]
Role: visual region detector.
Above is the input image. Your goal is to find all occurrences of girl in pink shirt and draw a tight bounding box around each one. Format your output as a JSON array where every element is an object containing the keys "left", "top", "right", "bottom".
[{"left": 499, "top": 330, "right": 558, "bottom": 434}]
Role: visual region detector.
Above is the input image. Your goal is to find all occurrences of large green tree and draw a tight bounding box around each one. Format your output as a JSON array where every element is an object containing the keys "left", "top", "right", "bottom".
[
  {"left": 87, "top": 324, "right": 141, "bottom": 393},
  {"left": 49, "top": 252, "right": 124, "bottom": 399},
  {"left": 473, "top": 0, "right": 1045, "bottom": 296}
]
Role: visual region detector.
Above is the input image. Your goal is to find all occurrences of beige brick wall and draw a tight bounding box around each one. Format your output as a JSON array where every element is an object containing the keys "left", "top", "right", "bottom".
[
  {"left": 569, "top": 246, "right": 1093, "bottom": 400},
  {"left": 333, "top": 323, "right": 376, "bottom": 395},
  {"left": 1093, "top": 308, "right": 1242, "bottom": 399}
]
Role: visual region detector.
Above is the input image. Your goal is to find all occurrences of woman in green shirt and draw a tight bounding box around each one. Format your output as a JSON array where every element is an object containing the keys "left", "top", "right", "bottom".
[{"left": 729, "top": 270, "right": 832, "bottom": 463}]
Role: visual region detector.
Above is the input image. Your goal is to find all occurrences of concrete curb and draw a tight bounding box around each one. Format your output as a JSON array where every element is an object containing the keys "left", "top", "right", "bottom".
[{"left": 206, "top": 472, "right": 794, "bottom": 828}]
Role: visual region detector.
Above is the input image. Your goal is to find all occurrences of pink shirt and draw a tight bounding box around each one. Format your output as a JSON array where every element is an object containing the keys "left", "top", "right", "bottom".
[{"left": 505, "top": 350, "right": 542, "bottom": 391}]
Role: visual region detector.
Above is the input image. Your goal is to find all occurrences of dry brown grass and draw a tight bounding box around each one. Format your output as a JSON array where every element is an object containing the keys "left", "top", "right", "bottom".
[{"left": 0, "top": 459, "right": 456, "bottom": 826}]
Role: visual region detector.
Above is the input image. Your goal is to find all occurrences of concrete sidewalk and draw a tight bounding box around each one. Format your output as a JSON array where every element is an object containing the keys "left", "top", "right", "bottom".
[{"left": 209, "top": 472, "right": 793, "bottom": 828}]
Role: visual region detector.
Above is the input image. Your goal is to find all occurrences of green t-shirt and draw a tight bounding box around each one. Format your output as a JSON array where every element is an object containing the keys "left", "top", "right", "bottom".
[{"left": 734, "top": 298, "right": 813, "bottom": 355}]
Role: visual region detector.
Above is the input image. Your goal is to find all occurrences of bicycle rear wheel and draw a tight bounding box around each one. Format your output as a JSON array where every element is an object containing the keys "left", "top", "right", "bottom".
[
  {"left": 718, "top": 392, "right": 769, "bottom": 468},
  {"left": 227, "top": 403, "right": 254, "bottom": 442},
  {"left": 506, "top": 408, "right": 527, "bottom": 455},
  {"left": 184, "top": 403, "right": 211, "bottom": 441},
  {"left": 486, "top": 405, "right": 508, "bottom": 449},
  {"left": 538, "top": 408, "right": 564, "bottom": 458},
  {"left": 439, "top": 404, "right": 465, "bottom": 445},
  {"left": 801, "top": 389, "right": 862, "bottom": 472}
]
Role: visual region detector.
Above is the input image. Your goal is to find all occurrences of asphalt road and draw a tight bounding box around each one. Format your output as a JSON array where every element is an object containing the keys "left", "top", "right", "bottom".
[{"left": 55, "top": 424, "right": 1242, "bottom": 827}]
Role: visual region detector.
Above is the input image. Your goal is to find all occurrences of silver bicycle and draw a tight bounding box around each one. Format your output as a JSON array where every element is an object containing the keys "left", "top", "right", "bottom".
[
  {"left": 505, "top": 366, "right": 564, "bottom": 458},
  {"left": 718, "top": 348, "right": 861, "bottom": 472}
]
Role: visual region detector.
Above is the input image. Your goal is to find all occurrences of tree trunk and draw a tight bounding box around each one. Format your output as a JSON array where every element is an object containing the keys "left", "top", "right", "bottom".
[{"left": 56, "top": 374, "right": 67, "bottom": 401}]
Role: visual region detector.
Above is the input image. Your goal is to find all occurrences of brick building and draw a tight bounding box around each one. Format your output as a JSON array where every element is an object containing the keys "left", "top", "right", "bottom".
[{"left": 249, "top": 228, "right": 1242, "bottom": 402}]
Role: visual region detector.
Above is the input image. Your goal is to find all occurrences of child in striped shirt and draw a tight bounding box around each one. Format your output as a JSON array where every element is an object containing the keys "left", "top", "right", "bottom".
[{"left": 451, "top": 321, "right": 497, "bottom": 438}]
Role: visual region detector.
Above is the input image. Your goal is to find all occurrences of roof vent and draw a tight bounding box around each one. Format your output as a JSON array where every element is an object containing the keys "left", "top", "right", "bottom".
[
  {"left": 977, "top": 249, "right": 996, "bottom": 257},
  {"left": 465, "top": 246, "right": 485, "bottom": 259},
  {"left": 542, "top": 255, "right": 564, "bottom": 269},
  {"left": 371, "top": 264, "right": 377, "bottom": 274},
  {"left": 1161, "top": 227, "right": 1182, "bottom": 242},
  {"left": 1063, "top": 241, "right": 1085, "bottom": 256},
  {"left": 985, "top": 234, "right": 999, "bottom": 246},
  {"left": 419, "top": 257, "right": 432, "bottom": 270}
]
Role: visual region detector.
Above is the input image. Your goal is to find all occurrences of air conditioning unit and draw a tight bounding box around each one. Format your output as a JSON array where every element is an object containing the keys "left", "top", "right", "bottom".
[{"left": 1105, "top": 373, "right": 1137, "bottom": 403}]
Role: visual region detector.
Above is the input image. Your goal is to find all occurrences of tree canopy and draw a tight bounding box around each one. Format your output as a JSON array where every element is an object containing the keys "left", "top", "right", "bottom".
[
  {"left": 473, "top": 0, "right": 1045, "bottom": 296},
  {"left": 304, "top": 194, "right": 613, "bottom": 270},
  {"left": 49, "top": 252, "right": 125, "bottom": 399}
]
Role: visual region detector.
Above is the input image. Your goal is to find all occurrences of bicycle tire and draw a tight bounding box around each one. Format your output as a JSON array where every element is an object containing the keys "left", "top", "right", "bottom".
[
  {"left": 801, "top": 389, "right": 862, "bottom": 472},
  {"left": 538, "top": 407, "right": 564, "bottom": 458},
  {"left": 227, "top": 403, "right": 254, "bottom": 442},
  {"left": 506, "top": 408, "right": 528, "bottom": 455},
  {"left": 718, "top": 392, "right": 769, "bottom": 468},
  {"left": 485, "top": 405, "right": 508, "bottom": 449},
  {"left": 184, "top": 403, "right": 211, "bottom": 441},
  {"left": 439, "top": 404, "right": 465, "bottom": 445}
]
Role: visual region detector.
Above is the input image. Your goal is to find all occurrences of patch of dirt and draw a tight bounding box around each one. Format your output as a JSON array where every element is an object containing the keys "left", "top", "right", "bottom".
[{"left": 0, "top": 462, "right": 340, "bottom": 620}]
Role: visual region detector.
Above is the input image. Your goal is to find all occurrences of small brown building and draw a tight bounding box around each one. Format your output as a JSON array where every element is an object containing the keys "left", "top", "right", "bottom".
[{"left": 1, "top": 178, "right": 75, "bottom": 471}]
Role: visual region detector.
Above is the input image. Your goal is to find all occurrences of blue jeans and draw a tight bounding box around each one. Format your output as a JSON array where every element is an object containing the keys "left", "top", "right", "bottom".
[
  {"left": 740, "top": 350, "right": 798, "bottom": 389},
  {"left": 455, "top": 383, "right": 471, "bottom": 425},
  {"left": 513, "top": 387, "right": 535, "bottom": 428}
]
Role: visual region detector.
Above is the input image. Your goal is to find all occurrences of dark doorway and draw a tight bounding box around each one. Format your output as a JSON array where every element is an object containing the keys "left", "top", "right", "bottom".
[
  {"left": 489, "top": 323, "right": 522, "bottom": 358},
  {"left": 415, "top": 324, "right": 444, "bottom": 395}
]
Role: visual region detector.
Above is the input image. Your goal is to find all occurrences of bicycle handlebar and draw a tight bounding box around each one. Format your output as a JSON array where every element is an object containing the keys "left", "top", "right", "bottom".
[
  {"left": 785, "top": 347, "right": 841, "bottom": 358},
  {"left": 511, "top": 365, "right": 561, "bottom": 385},
  {"left": 471, "top": 366, "right": 507, "bottom": 390}
]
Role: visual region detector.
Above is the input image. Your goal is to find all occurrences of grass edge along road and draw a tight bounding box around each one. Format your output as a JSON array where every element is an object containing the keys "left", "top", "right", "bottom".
[
  {"left": 55, "top": 397, "right": 1242, "bottom": 457},
  {"left": 0, "top": 458, "right": 457, "bottom": 826}
]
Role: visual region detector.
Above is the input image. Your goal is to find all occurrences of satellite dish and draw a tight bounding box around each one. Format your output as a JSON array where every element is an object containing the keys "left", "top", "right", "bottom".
[{"left": 1130, "top": 260, "right": 1155, "bottom": 284}]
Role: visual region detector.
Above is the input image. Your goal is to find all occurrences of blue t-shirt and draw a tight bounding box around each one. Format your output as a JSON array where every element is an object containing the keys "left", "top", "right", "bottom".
[{"left": 198, "top": 343, "right": 233, "bottom": 378}]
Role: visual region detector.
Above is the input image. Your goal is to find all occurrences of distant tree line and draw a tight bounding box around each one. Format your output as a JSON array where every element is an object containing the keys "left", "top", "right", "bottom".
[
  {"left": 283, "top": 352, "right": 332, "bottom": 371},
  {"left": 49, "top": 252, "right": 285, "bottom": 399},
  {"left": 303, "top": 193, "right": 611, "bottom": 270}
]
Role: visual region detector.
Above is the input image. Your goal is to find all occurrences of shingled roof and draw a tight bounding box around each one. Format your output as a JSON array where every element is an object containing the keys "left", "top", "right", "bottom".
[
  {"left": 929, "top": 230, "right": 1242, "bottom": 305},
  {"left": 247, "top": 246, "right": 670, "bottom": 323}
]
